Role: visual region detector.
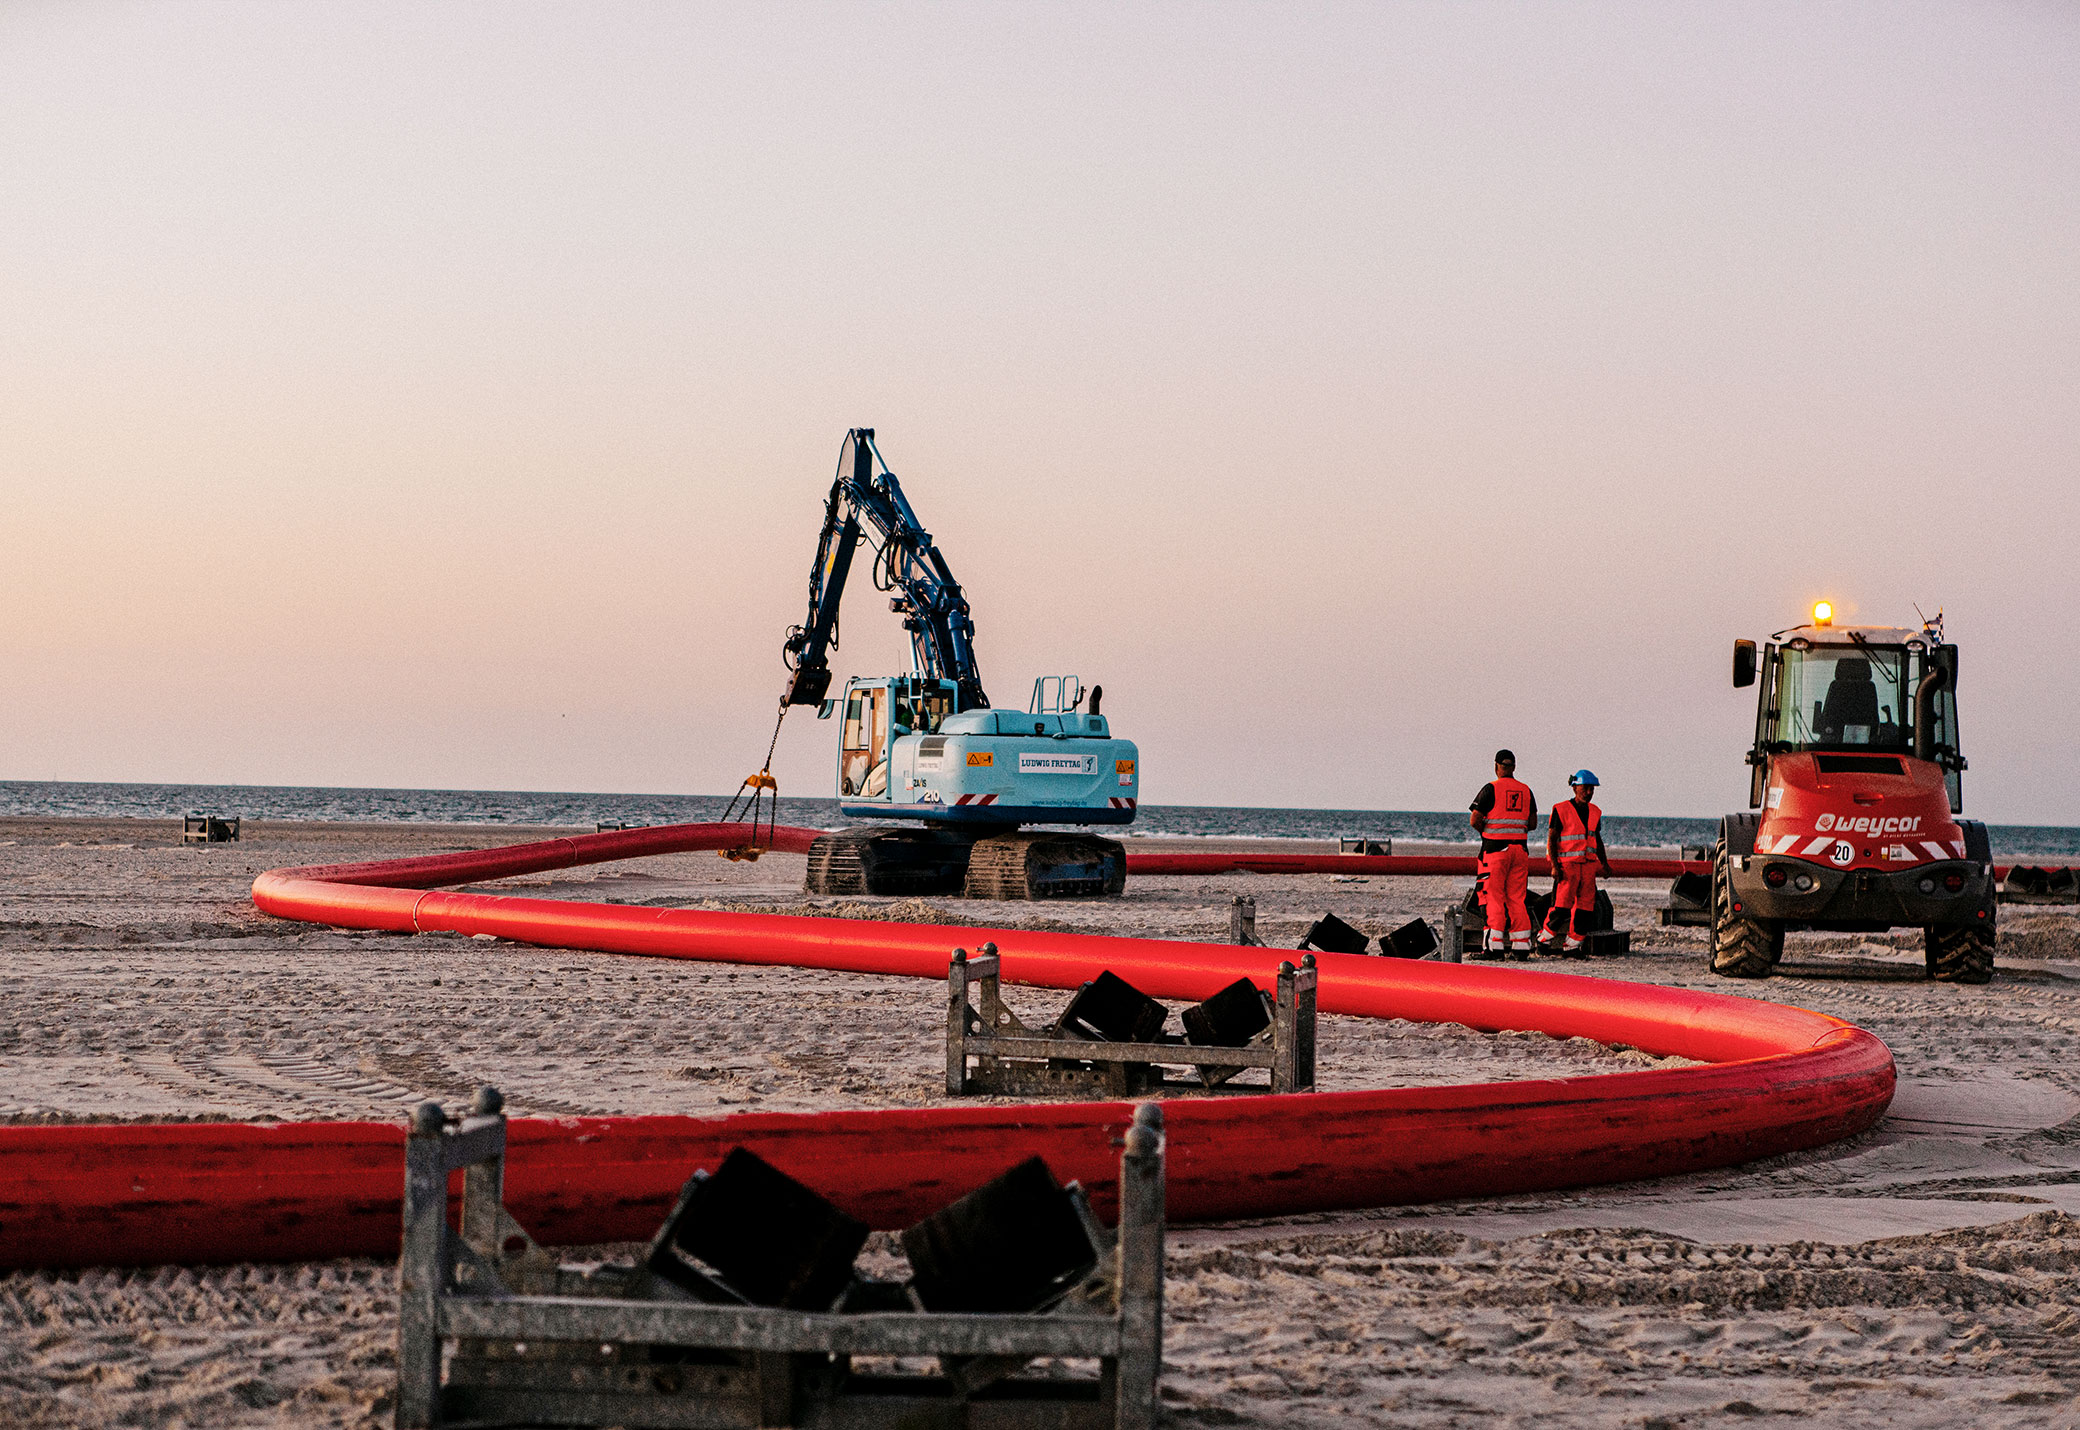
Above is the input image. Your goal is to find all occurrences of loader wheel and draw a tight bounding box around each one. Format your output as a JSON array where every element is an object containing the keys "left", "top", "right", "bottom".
[
  {"left": 1925, "top": 921, "right": 1995, "bottom": 985},
  {"left": 1709, "top": 839, "right": 1782, "bottom": 978}
]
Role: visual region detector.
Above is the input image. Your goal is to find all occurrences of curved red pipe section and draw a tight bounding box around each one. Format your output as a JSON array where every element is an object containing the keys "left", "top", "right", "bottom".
[{"left": 0, "top": 822, "right": 1893, "bottom": 1270}]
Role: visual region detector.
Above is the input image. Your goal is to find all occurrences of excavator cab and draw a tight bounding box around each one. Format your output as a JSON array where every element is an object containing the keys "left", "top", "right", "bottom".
[{"left": 839, "top": 675, "right": 956, "bottom": 800}]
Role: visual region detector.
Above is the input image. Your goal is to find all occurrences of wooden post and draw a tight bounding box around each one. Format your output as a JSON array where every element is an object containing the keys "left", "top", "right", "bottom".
[
  {"left": 1293, "top": 954, "right": 1318, "bottom": 1092},
  {"left": 1114, "top": 1102, "right": 1165, "bottom": 1430},
  {"left": 1229, "top": 895, "right": 1257, "bottom": 945},
  {"left": 396, "top": 1101, "right": 449, "bottom": 1429},
  {"left": 1272, "top": 962, "right": 1298, "bottom": 1094},
  {"left": 946, "top": 948, "right": 970, "bottom": 1095},
  {"left": 458, "top": 1088, "right": 506, "bottom": 1262}
]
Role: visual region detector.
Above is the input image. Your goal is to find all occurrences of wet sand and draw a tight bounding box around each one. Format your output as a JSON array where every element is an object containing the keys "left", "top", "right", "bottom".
[{"left": 5, "top": 817, "right": 2080, "bottom": 1427}]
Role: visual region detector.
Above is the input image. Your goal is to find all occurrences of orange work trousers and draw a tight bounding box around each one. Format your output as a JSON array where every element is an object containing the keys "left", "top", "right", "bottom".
[
  {"left": 1550, "top": 859, "right": 1599, "bottom": 946},
  {"left": 1481, "top": 843, "right": 1531, "bottom": 953}
]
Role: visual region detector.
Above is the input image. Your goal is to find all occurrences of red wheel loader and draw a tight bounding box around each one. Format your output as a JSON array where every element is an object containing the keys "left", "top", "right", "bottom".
[{"left": 1714, "top": 603, "right": 1995, "bottom": 983}]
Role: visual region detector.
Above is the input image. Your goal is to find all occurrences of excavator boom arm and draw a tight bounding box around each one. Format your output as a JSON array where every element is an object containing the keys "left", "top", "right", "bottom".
[{"left": 780, "top": 429, "right": 989, "bottom": 711}]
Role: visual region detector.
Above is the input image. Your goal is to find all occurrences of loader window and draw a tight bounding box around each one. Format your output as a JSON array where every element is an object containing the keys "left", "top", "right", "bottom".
[{"left": 1768, "top": 645, "right": 1918, "bottom": 753}]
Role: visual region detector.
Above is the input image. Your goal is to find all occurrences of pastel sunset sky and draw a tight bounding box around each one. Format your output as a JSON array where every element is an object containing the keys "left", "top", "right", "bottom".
[{"left": 4, "top": 3, "right": 2074, "bottom": 820}]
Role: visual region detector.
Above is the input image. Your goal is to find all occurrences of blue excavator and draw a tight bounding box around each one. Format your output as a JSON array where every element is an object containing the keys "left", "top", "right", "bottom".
[{"left": 777, "top": 428, "right": 1140, "bottom": 898}]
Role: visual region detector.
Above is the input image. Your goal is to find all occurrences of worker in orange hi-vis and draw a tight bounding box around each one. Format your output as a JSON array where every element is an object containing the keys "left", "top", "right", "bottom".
[
  {"left": 1545, "top": 770, "right": 1615, "bottom": 954},
  {"left": 1468, "top": 749, "right": 1537, "bottom": 959}
]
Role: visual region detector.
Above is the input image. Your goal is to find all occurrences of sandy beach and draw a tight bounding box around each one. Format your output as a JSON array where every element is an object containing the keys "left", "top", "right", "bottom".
[{"left": 6, "top": 816, "right": 2080, "bottom": 1427}]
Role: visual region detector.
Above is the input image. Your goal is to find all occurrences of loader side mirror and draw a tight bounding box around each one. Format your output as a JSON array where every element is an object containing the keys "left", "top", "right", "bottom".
[
  {"left": 1933, "top": 644, "right": 1958, "bottom": 686},
  {"left": 1732, "top": 640, "right": 1757, "bottom": 689}
]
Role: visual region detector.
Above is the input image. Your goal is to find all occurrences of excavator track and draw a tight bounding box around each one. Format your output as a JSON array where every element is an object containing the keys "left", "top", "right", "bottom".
[
  {"left": 803, "top": 828, "right": 972, "bottom": 897},
  {"left": 963, "top": 831, "right": 1128, "bottom": 900}
]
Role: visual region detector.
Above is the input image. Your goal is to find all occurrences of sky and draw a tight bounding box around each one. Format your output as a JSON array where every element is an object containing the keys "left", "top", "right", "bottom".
[{"left": 2, "top": 3, "right": 2075, "bottom": 821}]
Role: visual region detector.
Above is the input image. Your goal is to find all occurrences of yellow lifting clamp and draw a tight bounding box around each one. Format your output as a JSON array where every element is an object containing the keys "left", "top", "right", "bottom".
[
  {"left": 720, "top": 708, "right": 787, "bottom": 860},
  {"left": 720, "top": 770, "right": 777, "bottom": 861}
]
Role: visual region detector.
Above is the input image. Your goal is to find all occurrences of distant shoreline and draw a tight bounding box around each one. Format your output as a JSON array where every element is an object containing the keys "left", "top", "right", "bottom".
[
  {"left": 3, "top": 780, "right": 2075, "bottom": 856},
  {"left": 0, "top": 777, "right": 1724, "bottom": 821}
]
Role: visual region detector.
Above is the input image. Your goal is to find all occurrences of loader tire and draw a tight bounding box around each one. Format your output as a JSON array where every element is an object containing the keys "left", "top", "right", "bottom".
[
  {"left": 1709, "top": 839, "right": 1782, "bottom": 979},
  {"left": 1926, "top": 920, "right": 1995, "bottom": 985}
]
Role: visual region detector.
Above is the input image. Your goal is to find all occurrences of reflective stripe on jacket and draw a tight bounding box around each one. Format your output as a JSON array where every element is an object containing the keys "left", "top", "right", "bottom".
[
  {"left": 1555, "top": 798, "right": 1602, "bottom": 860},
  {"left": 1482, "top": 777, "right": 1535, "bottom": 843}
]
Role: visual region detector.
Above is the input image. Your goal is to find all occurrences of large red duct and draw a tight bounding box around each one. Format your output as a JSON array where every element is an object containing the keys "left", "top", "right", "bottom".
[
  {"left": 0, "top": 822, "right": 1893, "bottom": 1270},
  {"left": 1124, "top": 849, "right": 1708, "bottom": 877}
]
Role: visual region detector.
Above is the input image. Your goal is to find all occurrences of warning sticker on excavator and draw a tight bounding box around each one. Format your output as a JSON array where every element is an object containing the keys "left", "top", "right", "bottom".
[
  {"left": 1117, "top": 760, "right": 1135, "bottom": 775},
  {"left": 967, "top": 752, "right": 993, "bottom": 767}
]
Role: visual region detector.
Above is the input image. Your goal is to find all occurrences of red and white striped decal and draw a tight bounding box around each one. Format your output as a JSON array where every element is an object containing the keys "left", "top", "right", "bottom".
[
  {"left": 1109, "top": 797, "right": 1137, "bottom": 810},
  {"left": 1764, "top": 831, "right": 1967, "bottom": 862},
  {"left": 953, "top": 793, "right": 998, "bottom": 806}
]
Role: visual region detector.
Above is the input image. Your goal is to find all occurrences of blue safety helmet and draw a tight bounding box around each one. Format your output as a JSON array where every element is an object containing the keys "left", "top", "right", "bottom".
[{"left": 1569, "top": 769, "right": 1599, "bottom": 788}]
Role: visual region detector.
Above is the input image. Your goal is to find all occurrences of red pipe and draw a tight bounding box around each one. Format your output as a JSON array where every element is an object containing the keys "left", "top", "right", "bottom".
[
  {"left": 1124, "top": 850, "right": 1708, "bottom": 877},
  {"left": 1127, "top": 849, "right": 2055, "bottom": 880},
  {"left": 0, "top": 822, "right": 1894, "bottom": 1270}
]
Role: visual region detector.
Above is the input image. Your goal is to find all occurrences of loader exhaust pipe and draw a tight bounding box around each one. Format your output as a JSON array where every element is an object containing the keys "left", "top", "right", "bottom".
[{"left": 1913, "top": 665, "right": 1948, "bottom": 762}]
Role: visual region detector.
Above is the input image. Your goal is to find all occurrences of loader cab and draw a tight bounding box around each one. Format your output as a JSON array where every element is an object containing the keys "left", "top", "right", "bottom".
[
  {"left": 1737, "top": 626, "right": 1963, "bottom": 811},
  {"left": 837, "top": 675, "right": 957, "bottom": 800}
]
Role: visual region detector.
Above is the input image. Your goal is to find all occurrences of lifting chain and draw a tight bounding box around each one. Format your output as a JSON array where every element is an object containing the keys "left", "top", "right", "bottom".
[{"left": 719, "top": 707, "right": 787, "bottom": 860}]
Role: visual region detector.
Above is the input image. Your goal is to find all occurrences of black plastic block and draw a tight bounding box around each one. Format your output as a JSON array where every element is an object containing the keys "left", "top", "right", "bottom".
[
  {"left": 1380, "top": 918, "right": 1438, "bottom": 960},
  {"left": 1299, "top": 912, "right": 1370, "bottom": 955},
  {"left": 1059, "top": 970, "right": 1168, "bottom": 1043},
  {"left": 1182, "top": 978, "right": 1272, "bottom": 1047},
  {"left": 650, "top": 1147, "right": 868, "bottom": 1310},
  {"left": 901, "top": 1156, "right": 1097, "bottom": 1314},
  {"left": 1668, "top": 871, "right": 1711, "bottom": 909}
]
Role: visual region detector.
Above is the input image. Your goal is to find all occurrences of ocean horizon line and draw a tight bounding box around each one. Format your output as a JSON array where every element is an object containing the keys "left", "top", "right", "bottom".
[{"left": 4, "top": 779, "right": 2077, "bottom": 856}]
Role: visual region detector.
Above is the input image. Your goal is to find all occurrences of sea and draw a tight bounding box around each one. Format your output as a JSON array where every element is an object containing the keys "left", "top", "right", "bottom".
[{"left": 5, "top": 781, "right": 2078, "bottom": 858}]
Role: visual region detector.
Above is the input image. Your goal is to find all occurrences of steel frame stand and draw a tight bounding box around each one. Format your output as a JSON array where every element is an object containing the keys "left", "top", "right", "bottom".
[
  {"left": 396, "top": 1089, "right": 1166, "bottom": 1430},
  {"left": 947, "top": 945, "right": 1316, "bottom": 1097}
]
